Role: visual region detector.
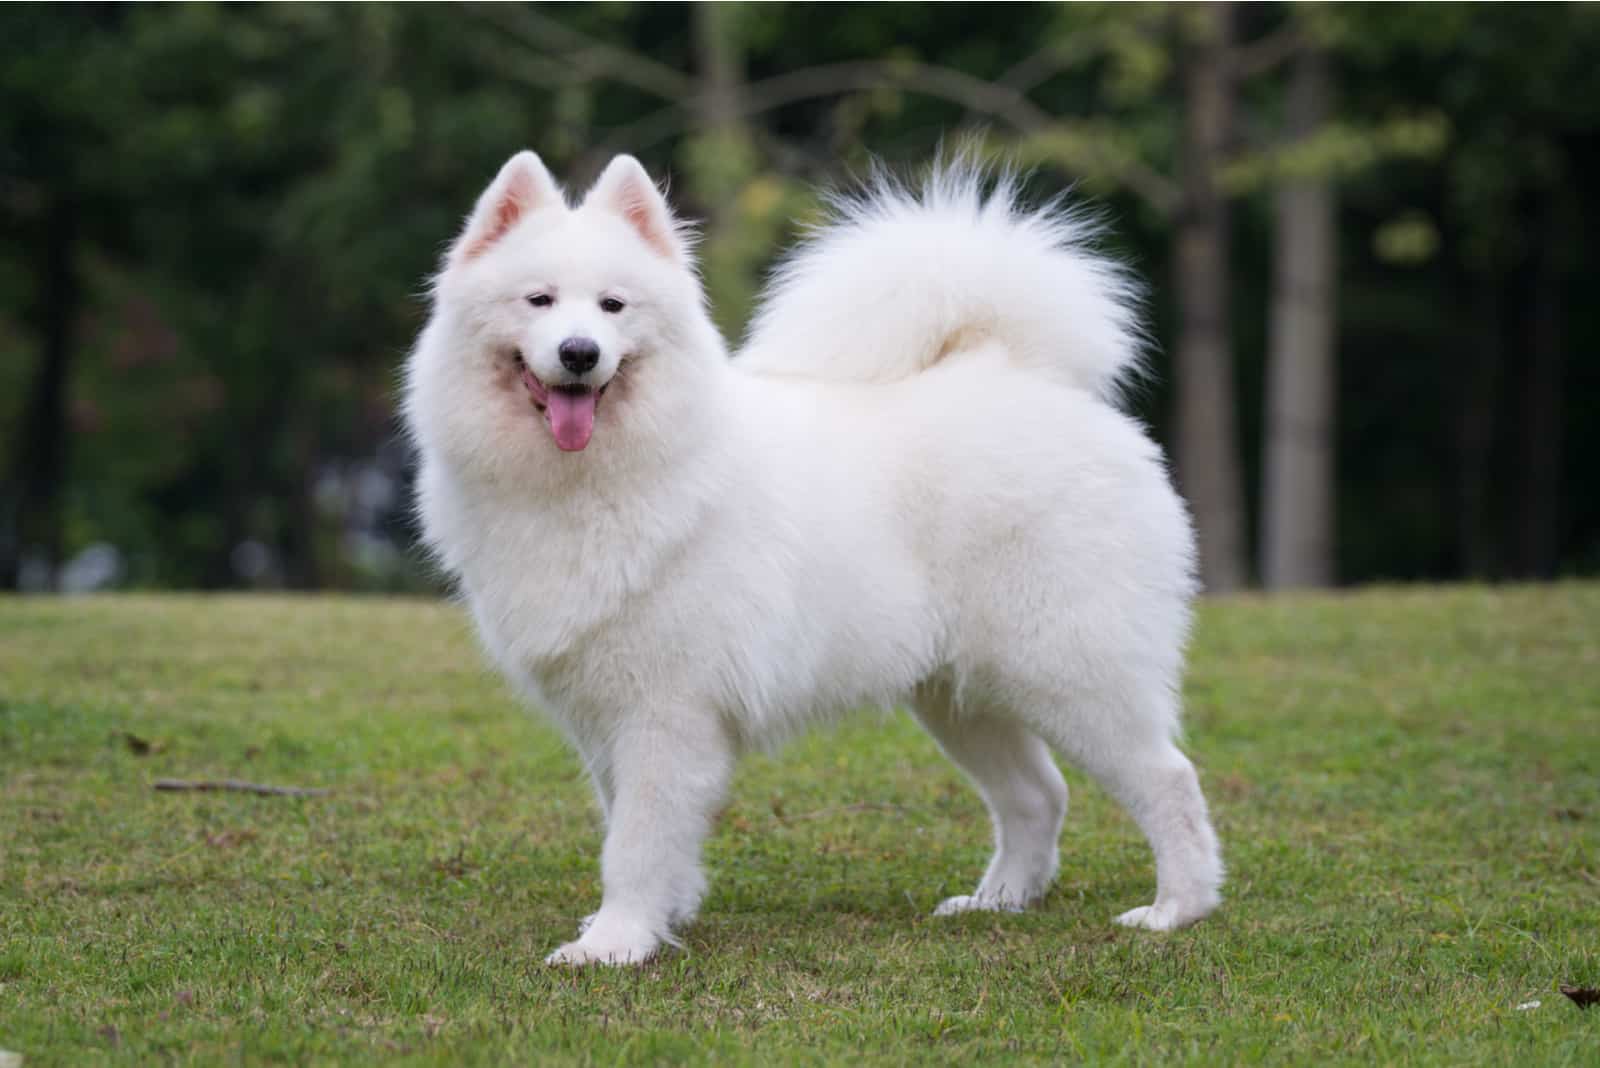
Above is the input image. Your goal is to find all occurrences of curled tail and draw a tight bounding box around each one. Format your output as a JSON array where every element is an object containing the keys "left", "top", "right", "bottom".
[{"left": 736, "top": 165, "right": 1145, "bottom": 402}]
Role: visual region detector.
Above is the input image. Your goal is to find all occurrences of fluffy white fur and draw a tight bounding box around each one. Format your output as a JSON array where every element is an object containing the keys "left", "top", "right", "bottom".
[
  {"left": 741, "top": 167, "right": 1143, "bottom": 402},
  {"left": 404, "top": 151, "right": 1223, "bottom": 966}
]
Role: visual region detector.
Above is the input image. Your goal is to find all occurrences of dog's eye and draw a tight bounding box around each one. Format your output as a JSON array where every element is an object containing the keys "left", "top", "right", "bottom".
[
  {"left": 527, "top": 294, "right": 553, "bottom": 308},
  {"left": 599, "top": 297, "right": 626, "bottom": 314}
]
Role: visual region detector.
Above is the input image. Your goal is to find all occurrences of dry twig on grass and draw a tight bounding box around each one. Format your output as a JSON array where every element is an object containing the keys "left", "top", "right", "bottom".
[{"left": 152, "top": 779, "right": 330, "bottom": 798}]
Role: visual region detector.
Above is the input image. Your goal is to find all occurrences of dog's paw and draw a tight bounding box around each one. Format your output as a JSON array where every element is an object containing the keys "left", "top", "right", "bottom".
[
  {"left": 1114, "top": 901, "right": 1209, "bottom": 932},
  {"left": 544, "top": 935, "right": 659, "bottom": 967},
  {"left": 933, "top": 894, "right": 1026, "bottom": 917},
  {"left": 544, "top": 914, "right": 661, "bottom": 967}
]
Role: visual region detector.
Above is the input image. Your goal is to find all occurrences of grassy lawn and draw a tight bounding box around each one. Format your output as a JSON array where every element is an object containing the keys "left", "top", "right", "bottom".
[{"left": 2, "top": 586, "right": 1598, "bottom": 1065}]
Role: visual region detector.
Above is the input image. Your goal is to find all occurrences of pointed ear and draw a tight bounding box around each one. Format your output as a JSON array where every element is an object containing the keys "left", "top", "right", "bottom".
[
  {"left": 584, "top": 155, "right": 685, "bottom": 262},
  {"left": 452, "top": 151, "right": 562, "bottom": 265}
]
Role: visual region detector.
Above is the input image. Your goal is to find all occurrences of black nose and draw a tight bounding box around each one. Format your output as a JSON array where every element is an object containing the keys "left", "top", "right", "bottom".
[{"left": 558, "top": 337, "right": 600, "bottom": 374}]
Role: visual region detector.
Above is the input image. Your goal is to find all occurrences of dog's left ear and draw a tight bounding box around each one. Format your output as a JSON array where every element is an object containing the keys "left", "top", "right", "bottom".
[{"left": 585, "top": 155, "right": 686, "bottom": 262}]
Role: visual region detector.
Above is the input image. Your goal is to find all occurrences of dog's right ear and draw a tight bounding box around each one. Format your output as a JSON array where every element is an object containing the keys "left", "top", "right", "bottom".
[{"left": 451, "top": 151, "right": 563, "bottom": 266}]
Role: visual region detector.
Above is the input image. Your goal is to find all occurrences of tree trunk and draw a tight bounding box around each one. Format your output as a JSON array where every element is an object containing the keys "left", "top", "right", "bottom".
[
  {"left": 694, "top": 3, "right": 742, "bottom": 136},
  {"left": 1260, "top": 47, "right": 1336, "bottom": 589},
  {"left": 281, "top": 421, "right": 323, "bottom": 590},
  {"left": 1, "top": 188, "right": 80, "bottom": 590},
  {"left": 1457, "top": 274, "right": 1500, "bottom": 579},
  {"left": 690, "top": 2, "right": 758, "bottom": 337},
  {"left": 1512, "top": 189, "right": 1568, "bottom": 578},
  {"left": 1174, "top": 2, "right": 1248, "bottom": 593}
]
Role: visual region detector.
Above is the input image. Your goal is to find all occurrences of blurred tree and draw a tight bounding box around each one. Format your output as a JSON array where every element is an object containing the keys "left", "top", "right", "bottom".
[
  {"left": 4, "top": 4, "right": 563, "bottom": 588},
  {"left": 1440, "top": 10, "right": 1598, "bottom": 580},
  {"left": 1011, "top": 2, "right": 1252, "bottom": 591},
  {"left": 1249, "top": 5, "right": 1457, "bottom": 589},
  {"left": 2, "top": 2, "right": 1597, "bottom": 592},
  {"left": 0, "top": 6, "right": 125, "bottom": 589},
  {"left": 1326, "top": 2, "right": 1600, "bottom": 580},
  {"left": 1259, "top": 39, "right": 1336, "bottom": 589},
  {"left": 1172, "top": 2, "right": 1248, "bottom": 592},
  {"left": 688, "top": 3, "right": 759, "bottom": 337}
]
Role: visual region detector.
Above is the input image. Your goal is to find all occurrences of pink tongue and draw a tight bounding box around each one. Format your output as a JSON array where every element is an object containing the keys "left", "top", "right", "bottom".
[{"left": 546, "top": 390, "right": 597, "bottom": 451}]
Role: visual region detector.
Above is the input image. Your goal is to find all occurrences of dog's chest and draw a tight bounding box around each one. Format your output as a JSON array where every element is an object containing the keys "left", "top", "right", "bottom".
[{"left": 429, "top": 476, "right": 695, "bottom": 679}]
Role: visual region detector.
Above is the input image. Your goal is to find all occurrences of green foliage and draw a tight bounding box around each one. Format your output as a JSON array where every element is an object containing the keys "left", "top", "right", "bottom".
[
  {"left": 1372, "top": 211, "right": 1440, "bottom": 267},
  {"left": 677, "top": 130, "right": 814, "bottom": 339},
  {"left": 3, "top": 3, "right": 1599, "bottom": 587},
  {"left": 2, "top": 585, "right": 1598, "bottom": 1062},
  {"left": 1220, "top": 114, "right": 1451, "bottom": 195}
]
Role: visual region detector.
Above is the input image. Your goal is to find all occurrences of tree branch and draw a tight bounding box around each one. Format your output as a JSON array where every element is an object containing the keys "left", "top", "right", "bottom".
[
  {"left": 581, "top": 57, "right": 1179, "bottom": 212},
  {"left": 1229, "top": 23, "right": 1305, "bottom": 81},
  {"left": 746, "top": 59, "right": 1060, "bottom": 133},
  {"left": 998, "top": 29, "right": 1115, "bottom": 93},
  {"left": 578, "top": 58, "right": 1054, "bottom": 179},
  {"left": 469, "top": 4, "right": 694, "bottom": 102},
  {"left": 462, "top": 28, "right": 591, "bottom": 93},
  {"left": 475, "top": 13, "right": 1183, "bottom": 216}
]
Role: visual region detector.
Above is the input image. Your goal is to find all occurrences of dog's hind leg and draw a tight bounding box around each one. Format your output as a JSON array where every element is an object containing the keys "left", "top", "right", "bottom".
[
  {"left": 913, "top": 679, "right": 1069, "bottom": 916},
  {"left": 1020, "top": 677, "right": 1223, "bottom": 932}
]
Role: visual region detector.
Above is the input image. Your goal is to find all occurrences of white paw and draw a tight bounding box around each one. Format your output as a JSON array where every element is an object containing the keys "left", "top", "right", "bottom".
[
  {"left": 544, "top": 935, "right": 659, "bottom": 967},
  {"left": 544, "top": 915, "right": 661, "bottom": 967},
  {"left": 1115, "top": 900, "right": 1211, "bottom": 931},
  {"left": 933, "top": 894, "right": 1026, "bottom": 917}
]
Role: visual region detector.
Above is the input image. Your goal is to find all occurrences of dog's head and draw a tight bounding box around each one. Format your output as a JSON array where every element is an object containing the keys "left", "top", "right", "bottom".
[{"left": 408, "top": 152, "right": 722, "bottom": 471}]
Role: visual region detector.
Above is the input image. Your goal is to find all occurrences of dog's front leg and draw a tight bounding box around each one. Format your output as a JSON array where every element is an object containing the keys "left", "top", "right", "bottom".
[{"left": 545, "top": 711, "right": 733, "bottom": 966}]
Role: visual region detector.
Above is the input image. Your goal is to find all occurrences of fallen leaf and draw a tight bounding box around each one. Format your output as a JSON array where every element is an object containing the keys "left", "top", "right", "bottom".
[
  {"left": 1560, "top": 984, "right": 1599, "bottom": 1009},
  {"left": 431, "top": 844, "right": 473, "bottom": 878}
]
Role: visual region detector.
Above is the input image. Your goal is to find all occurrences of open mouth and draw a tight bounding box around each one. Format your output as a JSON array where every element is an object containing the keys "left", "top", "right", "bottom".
[{"left": 515, "top": 351, "right": 609, "bottom": 452}]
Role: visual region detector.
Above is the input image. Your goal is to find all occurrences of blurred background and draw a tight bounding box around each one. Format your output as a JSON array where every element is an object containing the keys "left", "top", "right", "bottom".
[{"left": 2, "top": 2, "right": 1597, "bottom": 595}]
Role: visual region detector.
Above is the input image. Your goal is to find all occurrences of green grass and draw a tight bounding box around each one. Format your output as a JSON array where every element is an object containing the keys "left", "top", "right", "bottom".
[{"left": 2, "top": 586, "right": 1598, "bottom": 1065}]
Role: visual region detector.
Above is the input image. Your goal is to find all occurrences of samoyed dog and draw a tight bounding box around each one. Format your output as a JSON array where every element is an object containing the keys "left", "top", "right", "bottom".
[{"left": 404, "top": 151, "right": 1223, "bottom": 965}]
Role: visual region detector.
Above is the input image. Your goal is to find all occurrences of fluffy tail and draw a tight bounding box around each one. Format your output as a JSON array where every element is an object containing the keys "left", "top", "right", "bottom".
[{"left": 736, "top": 165, "right": 1145, "bottom": 402}]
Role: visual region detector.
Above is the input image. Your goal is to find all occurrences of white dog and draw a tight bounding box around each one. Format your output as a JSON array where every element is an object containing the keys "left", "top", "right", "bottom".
[{"left": 403, "top": 151, "right": 1223, "bottom": 965}]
